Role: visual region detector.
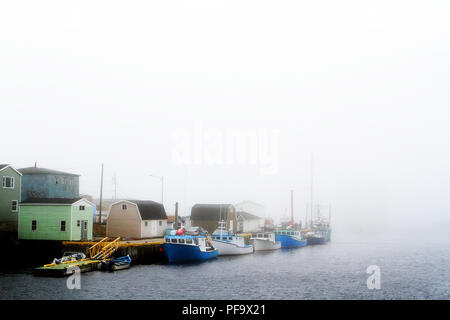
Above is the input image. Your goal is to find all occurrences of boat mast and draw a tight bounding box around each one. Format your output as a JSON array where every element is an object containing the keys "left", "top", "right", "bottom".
[
  {"left": 290, "top": 190, "right": 294, "bottom": 226},
  {"left": 328, "top": 202, "right": 331, "bottom": 224},
  {"left": 310, "top": 153, "right": 313, "bottom": 229}
]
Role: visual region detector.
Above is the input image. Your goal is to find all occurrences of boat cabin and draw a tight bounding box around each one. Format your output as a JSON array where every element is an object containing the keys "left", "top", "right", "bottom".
[
  {"left": 164, "top": 235, "right": 213, "bottom": 251},
  {"left": 274, "top": 230, "right": 302, "bottom": 239},
  {"left": 251, "top": 232, "right": 276, "bottom": 243}
]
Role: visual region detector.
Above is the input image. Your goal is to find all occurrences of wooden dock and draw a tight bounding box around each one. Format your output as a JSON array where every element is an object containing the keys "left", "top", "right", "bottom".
[{"left": 62, "top": 238, "right": 166, "bottom": 264}]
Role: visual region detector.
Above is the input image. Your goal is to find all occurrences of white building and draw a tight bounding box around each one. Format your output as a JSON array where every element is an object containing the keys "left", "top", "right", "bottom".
[
  {"left": 234, "top": 200, "right": 265, "bottom": 218},
  {"left": 236, "top": 211, "right": 264, "bottom": 233}
]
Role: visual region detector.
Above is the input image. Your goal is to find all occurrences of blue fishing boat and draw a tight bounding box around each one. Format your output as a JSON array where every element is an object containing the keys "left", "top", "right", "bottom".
[
  {"left": 274, "top": 229, "right": 307, "bottom": 248},
  {"left": 163, "top": 227, "right": 218, "bottom": 263}
]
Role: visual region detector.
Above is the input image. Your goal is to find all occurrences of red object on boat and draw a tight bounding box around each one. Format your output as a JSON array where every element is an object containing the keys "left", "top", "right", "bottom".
[{"left": 177, "top": 228, "right": 184, "bottom": 235}]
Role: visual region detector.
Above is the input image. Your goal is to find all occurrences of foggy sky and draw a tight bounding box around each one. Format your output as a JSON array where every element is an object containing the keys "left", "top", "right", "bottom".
[{"left": 1, "top": 1, "right": 449, "bottom": 233}]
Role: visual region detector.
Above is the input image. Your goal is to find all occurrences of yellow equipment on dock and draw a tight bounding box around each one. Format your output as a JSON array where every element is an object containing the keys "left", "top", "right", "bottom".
[{"left": 89, "top": 237, "right": 121, "bottom": 260}]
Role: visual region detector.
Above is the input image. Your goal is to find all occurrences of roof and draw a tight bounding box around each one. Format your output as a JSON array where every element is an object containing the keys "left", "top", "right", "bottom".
[
  {"left": 18, "top": 167, "right": 80, "bottom": 176},
  {"left": 237, "top": 211, "right": 263, "bottom": 221},
  {"left": 0, "top": 164, "right": 23, "bottom": 176},
  {"left": 117, "top": 200, "right": 167, "bottom": 220},
  {"left": 21, "top": 197, "right": 83, "bottom": 205},
  {"left": 191, "top": 204, "right": 235, "bottom": 221}
]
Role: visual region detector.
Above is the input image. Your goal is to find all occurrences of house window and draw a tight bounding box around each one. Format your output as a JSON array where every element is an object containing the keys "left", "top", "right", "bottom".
[
  {"left": 159, "top": 221, "right": 162, "bottom": 226},
  {"left": 11, "top": 200, "right": 18, "bottom": 212},
  {"left": 79, "top": 205, "right": 85, "bottom": 211},
  {"left": 77, "top": 220, "right": 80, "bottom": 227},
  {"left": 31, "top": 220, "right": 37, "bottom": 231},
  {"left": 61, "top": 221, "right": 66, "bottom": 232},
  {"left": 2, "top": 176, "right": 14, "bottom": 188},
  {"left": 145, "top": 221, "right": 148, "bottom": 227},
  {"left": 122, "top": 204, "right": 127, "bottom": 210},
  {"left": 55, "top": 177, "right": 59, "bottom": 185}
]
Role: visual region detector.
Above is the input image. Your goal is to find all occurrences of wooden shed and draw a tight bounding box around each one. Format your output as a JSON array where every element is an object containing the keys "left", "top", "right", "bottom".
[
  {"left": 190, "top": 204, "right": 237, "bottom": 234},
  {"left": 106, "top": 200, "right": 167, "bottom": 240}
]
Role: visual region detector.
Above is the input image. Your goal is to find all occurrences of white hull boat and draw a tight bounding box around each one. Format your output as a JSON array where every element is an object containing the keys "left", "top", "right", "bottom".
[
  {"left": 251, "top": 232, "right": 281, "bottom": 251},
  {"left": 211, "top": 220, "right": 254, "bottom": 256},
  {"left": 210, "top": 239, "right": 254, "bottom": 255}
]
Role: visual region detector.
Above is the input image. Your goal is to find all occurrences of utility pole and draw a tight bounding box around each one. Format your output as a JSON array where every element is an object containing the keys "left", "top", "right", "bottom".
[
  {"left": 113, "top": 172, "right": 117, "bottom": 200},
  {"left": 99, "top": 163, "right": 104, "bottom": 224}
]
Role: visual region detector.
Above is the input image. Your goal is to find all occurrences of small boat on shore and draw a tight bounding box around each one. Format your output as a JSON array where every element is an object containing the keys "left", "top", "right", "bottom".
[
  {"left": 250, "top": 232, "right": 281, "bottom": 251},
  {"left": 163, "top": 227, "right": 218, "bottom": 263},
  {"left": 210, "top": 221, "right": 254, "bottom": 255},
  {"left": 274, "top": 229, "right": 307, "bottom": 248}
]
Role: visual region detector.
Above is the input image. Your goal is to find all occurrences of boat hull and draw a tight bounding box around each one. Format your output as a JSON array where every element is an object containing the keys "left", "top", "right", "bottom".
[
  {"left": 275, "top": 235, "right": 307, "bottom": 249},
  {"left": 211, "top": 240, "right": 254, "bottom": 255},
  {"left": 252, "top": 239, "right": 281, "bottom": 251},
  {"left": 306, "top": 236, "right": 326, "bottom": 245},
  {"left": 111, "top": 263, "right": 131, "bottom": 271},
  {"left": 163, "top": 243, "right": 218, "bottom": 262}
]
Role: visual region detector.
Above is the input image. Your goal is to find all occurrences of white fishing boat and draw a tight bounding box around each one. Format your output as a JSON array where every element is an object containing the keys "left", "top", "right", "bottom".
[
  {"left": 211, "top": 221, "right": 254, "bottom": 256},
  {"left": 250, "top": 232, "right": 281, "bottom": 251}
]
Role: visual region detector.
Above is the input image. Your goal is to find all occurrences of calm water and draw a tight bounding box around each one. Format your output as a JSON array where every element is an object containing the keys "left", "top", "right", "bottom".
[{"left": 1, "top": 232, "right": 449, "bottom": 300}]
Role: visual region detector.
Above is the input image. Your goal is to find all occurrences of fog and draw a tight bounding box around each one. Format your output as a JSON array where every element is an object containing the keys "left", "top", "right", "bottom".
[{"left": 1, "top": 1, "right": 449, "bottom": 234}]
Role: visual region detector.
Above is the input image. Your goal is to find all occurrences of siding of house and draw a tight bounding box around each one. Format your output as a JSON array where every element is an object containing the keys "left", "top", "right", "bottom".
[
  {"left": 18, "top": 205, "right": 72, "bottom": 240},
  {"left": 106, "top": 202, "right": 142, "bottom": 239},
  {"left": 140, "top": 219, "right": 166, "bottom": 238},
  {"left": 0, "top": 166, "right": 21, "bottom": 224},
  {"left": 191, "top": 212, "right": 237, "bottom": 234},
  {"left": 70, "top": 200, "right": 94, "bottom": 241},
  {"left": 241, "top": 219, "right": 264, "bottom": 233},
  {"left": 21, "top": 173, "right": 79, "bottom": 201}
]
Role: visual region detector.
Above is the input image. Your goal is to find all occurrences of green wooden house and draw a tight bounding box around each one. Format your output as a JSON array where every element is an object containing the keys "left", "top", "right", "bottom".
[
  {"left": 18, "top": 198, "right": 94, "bottom": 241},
  {"left": 0, "top": 164, "right": 22, "bottom": 232}
]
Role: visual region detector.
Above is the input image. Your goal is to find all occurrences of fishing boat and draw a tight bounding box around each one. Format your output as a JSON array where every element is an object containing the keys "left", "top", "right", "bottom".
[
  {"left": 274, "top": 229, "right": 307, "bottom": 248},
  {"left": 305, "top": 231, "right": 326, "bottom": 245},
  {"left": 210, "top": 221, "right": 254, "bottom": 255},
  {"left": 52, "top": 252, "right": 86, "bottom": 264},
  {"left": 305, "top": 217, "right": 330, "bottom": 245},
  {"left": 250, "top": 232, "right": 281, "bottom": 251},
  {"left": 163, "top": 227, "right": 218, "bottom": 263},
  {"left": 34, "top": 258, "right": 99, "bottom": 277},
  {"left": 101, "top": 255, "right": 132, "bottom": 271}
]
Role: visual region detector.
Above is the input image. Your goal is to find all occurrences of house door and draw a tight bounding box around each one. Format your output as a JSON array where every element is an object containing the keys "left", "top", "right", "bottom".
[{"left": 81, "top": 221, "right": 88, "bottom": 240}]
